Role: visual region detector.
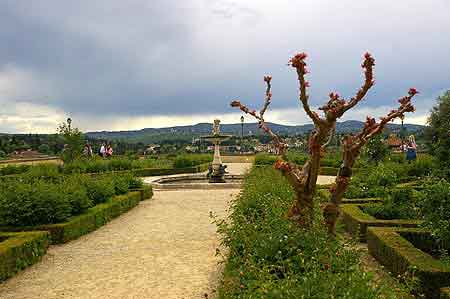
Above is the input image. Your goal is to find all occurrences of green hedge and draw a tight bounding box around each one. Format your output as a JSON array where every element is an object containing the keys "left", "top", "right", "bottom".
[
  {"left": 129, "top": 163, "right": 209, "bottom": 177},
  {"left": 341, "top": 204, "right": 421, "bottom": 242},
  {"left": 0, "top": 191, "right": 147, "bottom": 244},
  {"left": 0, "top": 231, "right": 49, "bottom": 281},
  {"left": 341, "top": 197, "right": 383, "bottom": 204},
  {"left": 367, "top": 227, "right": 450, "bottom": 298}
]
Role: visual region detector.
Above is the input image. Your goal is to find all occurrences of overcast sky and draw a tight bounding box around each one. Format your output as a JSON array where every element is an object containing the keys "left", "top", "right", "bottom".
[{"left": 0, "top": 0, "right": 449, "bottom": 133}]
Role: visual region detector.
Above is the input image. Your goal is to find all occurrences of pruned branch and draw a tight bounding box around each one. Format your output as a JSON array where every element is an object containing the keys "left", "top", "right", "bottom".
[
  {"left": 342, "top": 52, "right": 376, "bottom": 114},
  {"left": 289, "top": 53, "right": 322, "bottom": 125},
  {"left": 230, "top": 76, "right": 287, "bottom": 156},
  {"left": 355, "top": 88, "right": 417, "bottom": 147}
]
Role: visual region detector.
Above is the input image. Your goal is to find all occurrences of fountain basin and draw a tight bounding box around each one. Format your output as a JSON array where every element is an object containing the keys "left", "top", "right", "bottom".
[{"left": 150, "top": 174, "right": 244, "bottom": 190}]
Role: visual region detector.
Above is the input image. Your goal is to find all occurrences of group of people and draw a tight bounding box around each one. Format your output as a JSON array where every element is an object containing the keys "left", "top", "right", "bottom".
[{"left": 82, "top": 142, "right": 113, "bottom": 158}]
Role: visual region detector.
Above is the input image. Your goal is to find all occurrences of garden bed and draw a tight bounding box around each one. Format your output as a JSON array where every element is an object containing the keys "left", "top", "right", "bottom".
[
  {"left": 0, "top": 190, "right": 150, "bottom": 244},
  {"left": 0, "top": 231, "right": 49, "bottom": 281},
  {"left": 367, "top": 227, "right": 450, "bottom": 298},
  {"left": 341, "top": 204, "right": 421, "bottom": 242}
]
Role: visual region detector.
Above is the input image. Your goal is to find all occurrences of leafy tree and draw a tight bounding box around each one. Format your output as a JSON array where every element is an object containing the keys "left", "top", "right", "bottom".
[
  {"left": 58, "top": 118, "right": 84, "bottom": 163},
  {"left": 425, "top": 90, "right": 450, "bottom": 172},
  {"left": 364, "top": 134, "right": 389, "bottom": 164},
  {"left": 38, "top": 144, "right": 51, "bottom": 154}
]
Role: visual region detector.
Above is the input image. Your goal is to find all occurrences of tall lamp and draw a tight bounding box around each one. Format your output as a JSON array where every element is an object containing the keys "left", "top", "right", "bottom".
[{"left": 240, "top": 116, "right": 244, "bottom": 153}]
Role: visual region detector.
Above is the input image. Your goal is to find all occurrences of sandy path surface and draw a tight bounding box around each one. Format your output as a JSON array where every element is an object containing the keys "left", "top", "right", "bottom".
[{"left": 0, "top": 188, "right": 240, "bottom": 299}]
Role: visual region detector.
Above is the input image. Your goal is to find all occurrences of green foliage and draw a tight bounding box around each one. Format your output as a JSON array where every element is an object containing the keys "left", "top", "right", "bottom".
[
  {"left": 0, "top": 180, "right": 72, "bottom": 226},
  {"left": 419, "top": 180, "right": 450, "bottom": 244},
  {"left": 0, "top": 164, "right": 30, "bottom": 176},
  {"left": 425, "top": 90, "right": 450, "bottom": 173},
  {"left": 0, "top": 232, "right": 49, "bottom": 282},
  {"left": 0, "top": 150, "right": 6, "bottom": 158},
  {"left": 38, "top": 144, "right": 51, "bottom": 154},
  {"left": 254, "top": 153, "right": 278, "bottom": 165},
  {"left": 362, "top": 189, "right": 421, "bottom": 220},
  {"left": 0, "top": 171, "right": 139, "bottom": 226},
  {"left": 216, "top": 166, "right": 395, "bottom": 298},
  {"left": 58, "top": 119, "right": 85, "bottom": 163},
  {"left": 173, "top": 154, "right": 212, "bottom": 168},
  {"left": 83, "top": 176, "right": 116, "bottom": 205},
  {"left": 345, "top": 163, "right": 398, "bottom": 198},
  {"left": 364, "top": 134, "right": 389, "bottom": 164}
]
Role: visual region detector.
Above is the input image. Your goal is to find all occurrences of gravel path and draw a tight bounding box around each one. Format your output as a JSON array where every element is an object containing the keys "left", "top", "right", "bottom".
[
  {"left": 0, "top": 188, "right": 239, "bottom": 299},
  {"left": 0, "top": 162, "right": 333, "bottom": 299}
]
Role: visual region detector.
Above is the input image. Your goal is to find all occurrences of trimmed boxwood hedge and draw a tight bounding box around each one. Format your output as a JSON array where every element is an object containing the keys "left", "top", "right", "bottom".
[
  {"left": 341, "top": 204, "right": 421, "bottom": 242},
  {"left": 441, "top": 288, "right": 450, "bottom": 299},
  {"left": 0, "top": 190, "right": 149, "bottom": 244},
  {"left": 0, "top": 231, "right": 49, "bottom": 281},
  {"left": 367, "top": 227, "right": 450, "bottom": 298},
  {"left": 129, "top": 163, "right": 209, "bottom": 177},
  {"left": 341, "top": 197, "right": 383, "bottom": 204}
]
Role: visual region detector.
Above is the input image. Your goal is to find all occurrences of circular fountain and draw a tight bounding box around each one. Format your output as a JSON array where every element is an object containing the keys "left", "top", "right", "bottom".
[
  {"left": 146, "top": 119, "right": 245, "bottom": 190},
  {"left": 201, "top": 119, "right": 232, "bottom": 183}
]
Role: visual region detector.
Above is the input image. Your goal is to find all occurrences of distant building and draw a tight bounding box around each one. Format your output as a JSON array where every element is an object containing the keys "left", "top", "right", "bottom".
[
  {"left": 145, "top": 144, "right": 161, "bottom": 155},
  {"left": 386, "top": 134, "right": 403, "bottom": 151}
]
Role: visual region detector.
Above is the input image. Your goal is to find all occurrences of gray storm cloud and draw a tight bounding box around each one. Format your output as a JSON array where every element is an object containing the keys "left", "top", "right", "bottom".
[{"left": 0, "top": 0, "right": 449, "bottom": 132}]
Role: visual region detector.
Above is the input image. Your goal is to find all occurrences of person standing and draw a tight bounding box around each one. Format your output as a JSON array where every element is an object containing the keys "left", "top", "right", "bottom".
[
  {"left": 106, "top": 144, "right": 113, "bottom": 157},
  {"left": 406, "top": 135, "right": 417, "bottom": 162},
  {"left": 99, "top": 143, "right": 106, "bottom": 157},
  {"left": 83, "top": 142, "right": 93, "bottom": 157}
]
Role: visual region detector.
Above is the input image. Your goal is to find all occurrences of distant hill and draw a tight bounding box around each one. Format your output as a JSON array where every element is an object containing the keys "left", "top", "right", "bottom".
[{"left": 85, "top": 120, "right": 425, "bottom": 143}]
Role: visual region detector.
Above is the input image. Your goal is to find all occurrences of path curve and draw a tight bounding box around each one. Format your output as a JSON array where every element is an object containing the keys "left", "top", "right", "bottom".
[{"left": 0, "top": 165, "right": 246, "bottom": 299}]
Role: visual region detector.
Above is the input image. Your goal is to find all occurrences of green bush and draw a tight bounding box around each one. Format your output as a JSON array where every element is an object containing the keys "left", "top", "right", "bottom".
[
  {"left": 0, "top": 180, "right": 72, "bottom": 226},
  {"left": 345, "top": 163, "right": 399, "bottom": 198},
  {"left": 0, "top": 164, "right": 30, "bottom": 176},
  {"left": 62, "top": 175, "right": 93, "bottom": 215},
  {"left": 419, "top": 180, "right": 450, "bottom": 244},
  {"left": 362, "top": 189, "right": 421, "bottom": 220},
  {"left": 254, "top": 153, "right": 278, "bottom": 165},
  {"left": 84, "top": 176, "right": 116, "bottom": 204},
  {"left": 173, "top": 154, "right": 212, "bottom": 168},
  {"left": 405, "top": 155, "right": 434, "bottom": 177},
  {"left": 216, "top": 166, "right": 396, "bottom": 298}
]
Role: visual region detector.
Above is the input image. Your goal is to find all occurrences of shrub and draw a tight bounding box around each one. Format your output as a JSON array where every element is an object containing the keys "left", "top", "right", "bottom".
[
  {"left": 112, "top": 174, "right": 131, "bottom": 195},
  {"left": 362, "top": 188, "right": 421, "bottom": 220},
  {"left": 0, "top": 180, "right": 72, "bottom": 227},
  {"left": 62, "top": 175, "right": 93, "bottom": 215},
  {"left": 345, "top": 163, "right": 399, "bottom": 198},
  {"left": 173, "top": 154, "right": 212, "bottom": 168},
  {"left": 24, "top": 163, "right": 61, "bottom": 181},
  {"left": 419, "top": 180, "right": 450, "bottom": 244},
  {"left": 0, "top": 164, "right": 30, "bottom": 176},
  {"left": 405, "top": 154, "right": 434, "bottom": 177},
  {"left": 254, "top": 153, "right": 278, "bottom": 165},
  {"left": 216, "top": 166, "right": 396, "bottom": 298},
  {"left": 83, "top": 176, "right": 116, "bottom": 204}
]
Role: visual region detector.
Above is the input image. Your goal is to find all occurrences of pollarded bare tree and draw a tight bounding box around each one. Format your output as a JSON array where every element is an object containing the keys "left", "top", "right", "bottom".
[{"left": 231, "top": 52, "right": 417, "bottom": 235}]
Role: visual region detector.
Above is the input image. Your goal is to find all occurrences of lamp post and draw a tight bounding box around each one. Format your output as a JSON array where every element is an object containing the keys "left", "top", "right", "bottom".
[
  {"left": 240, "top": 116, "right": 244, "bottom": 153},
  {"left": 400, "top": 114, "right": 405, "bottom": 152},
  {"left": 67, "top": 117, "right": 72, "bottom": 132}
]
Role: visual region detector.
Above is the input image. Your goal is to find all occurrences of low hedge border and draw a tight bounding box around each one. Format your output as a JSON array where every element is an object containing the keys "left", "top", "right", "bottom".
[
  {"left": 0, "top": 190, "right": 148, "bottom": 244},
  {"left": 341, "top": 197, "right": 383, "bottom": 204},
  {"left": 0, "top": 163, "right": 210, "bottom": 180},
  {"left": 130, "top": 186, "right": 153, "bottom": 201},
  {"left": 367, "top": 227, "right": 450, "bottom": 298},
  {"left": 441, "top": 288, "right": 450, "bottom": 299},
  {"left": 341, "top": 204, "right": 421, "bottom": 242},
  {"left": 0, "top": 231, "right": 49, "bottom": 282}
]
